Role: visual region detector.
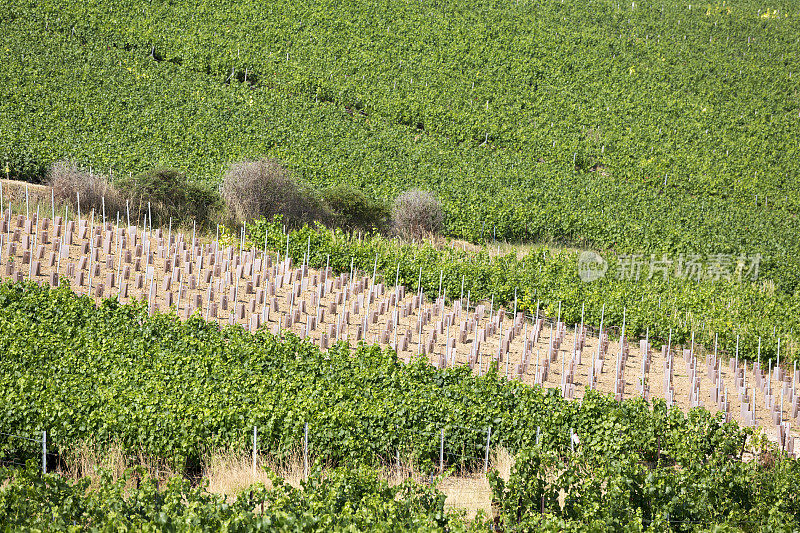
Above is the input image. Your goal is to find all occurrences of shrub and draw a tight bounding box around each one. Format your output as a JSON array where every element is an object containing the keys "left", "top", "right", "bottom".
[
  {"left": 221, "top": 159, "right": 330, "bottom": 226},
  {"left": 321, "top": 184, "right": 389, "bottom": 232},
  {"left": 391, "top": 189, "right": 443, "bottom": 239},
  {"left": 48, "top": 160, "right": 123, "bottom": 217},
  {"left": 5, "top": 150, "right": 47, "bottom": 183},
  {"left": 114, "top": 168, "right": 220, "bottom": 226}
]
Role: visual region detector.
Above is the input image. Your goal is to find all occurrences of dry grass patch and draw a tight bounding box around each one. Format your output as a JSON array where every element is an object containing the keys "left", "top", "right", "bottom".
[
  {"left": 58, "top": 442, "right": 180, "bottom": 490},
  {"left": 204, "top": 450, "right": 310, "bottom": 497}
]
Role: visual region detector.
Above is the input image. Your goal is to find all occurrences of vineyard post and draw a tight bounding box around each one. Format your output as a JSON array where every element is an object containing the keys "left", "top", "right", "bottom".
[
  {"left": 484, "top": 427, "right": 492, "bottom": 473},
  {"left": 439, "top": 428, "right": 444, "bottom": 473},
  {"left": 303, "top": 422, "right": 309, "bottom": 480},
  {"left": 418, "top": 303, "right": 423, "bottom": 355},
  {"left": 758, "top": 337, "right": 761, "bottom": 374},
  {"left": 87, "top": 225, "right": 94, "bottom": 294},
  {"left": 475, "top": 324, "right": 481, "bottom": 376},
  {"left": 115, "top": 236, "right": 122, "bottom": 297},
  {"left": 126, "top": 200, "right": 130, "bottom": 227},
  {"left": 349, "top": 257, "right": 354, "bottom": 293},
  {"left": 416, "top": 266, "right": 422, "bottom": 301},
  {"left": 505, "top": 327, "right": 509, "bottom": 379},
  {"left": 253, "top": 426, "right": 257, "bottom": 475},
  {"left": 714, "top": 333, "right": 720, "bottom": 405},
  {"left": 460, "top": 275, "right": 465, "bottom": 315},
  {"left": 51, "top": 189, "right": 54, "bottom": 221},
  {"left": 445, "top": 317, "right": 451, "bottom": 365},
  {"left": 76, "top": 192, "right": 80, "bottom": 223},
  {"left": 570, "top": 428, "right": 574, "bottom": 453},
  {"left": 56, "top": 236, "right": 62, "bottom": 277},
  {"left": 768, "top": 361, "right": 772, "bottom": 400},
  {"left": 615, "top": 308, "right": 626, "bottom": 398},
  {"left": 25, "top": 184, "right": 29, "bottom": 220},
  {"left": 42, "top": 430, "right": 46, "bottom": 474},
  {"left": 536, "top": 426, "right": 540, "bottom": 445},
  {"left": 101, "top": 196, "right": 105, "bottom": 226},
  {"left": 148, "top": 280, "right": 154, "bottom": 314},
  {"left": 591, "top": 304, "right": 605, "bottom": 390},
  {"left": 177, "top": 274, "right": 183, "bottom": 312},
  {"left": 497, "top": 320, "right": 503, "bottom": 361},
  {"left": 735, "top": 334, "right": 739, "bottom": 370},
  {"left": 513, "top": 289, "right": 517, "bottom": 319},
  {"left": 28, "top": 214, "right": 36, "bottom": 279}
]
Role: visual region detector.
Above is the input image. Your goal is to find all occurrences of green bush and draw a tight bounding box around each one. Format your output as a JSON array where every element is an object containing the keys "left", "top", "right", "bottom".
[
  {"left": 322, "top": 184, "right": 389, "bottom": 232},
  {"left": 114, "top": 168, "right": 220, "bottom": 226}
]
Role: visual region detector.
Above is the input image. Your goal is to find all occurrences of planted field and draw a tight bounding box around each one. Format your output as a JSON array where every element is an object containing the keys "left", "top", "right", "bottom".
[
  {"left": 2, "top": 0, "right": 800, "bottom": 292},
  {"left": 1, "top": 239, "right": 800, "bottom": 528},
  {"left": 3, "top": 0, "right": 800, "bottom": 527},
  {"left": 0, "top": 209, "right": 796, "bottom": 457}
]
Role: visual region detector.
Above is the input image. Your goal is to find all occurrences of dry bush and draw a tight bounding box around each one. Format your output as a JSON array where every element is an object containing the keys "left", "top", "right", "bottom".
[
  {"left": 392, "top": 189, "right": 444, "bottom": 239},
  {"left": 221, "top": 159, "right": 330, "bottom": 226},
  {"left": 48, "top": 161, "right": 124, "bottom": 218}
]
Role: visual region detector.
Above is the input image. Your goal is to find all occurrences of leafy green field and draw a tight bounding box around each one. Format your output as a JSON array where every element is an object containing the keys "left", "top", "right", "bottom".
[
  {"left": 2, "top": 0, "right": 799, "bottom": 290},
  {"left": 0, "top": 465, "right": 468, "bottom": 531},
  {"left": 1, "top": 281, "right": 799, "bottom": 529}
]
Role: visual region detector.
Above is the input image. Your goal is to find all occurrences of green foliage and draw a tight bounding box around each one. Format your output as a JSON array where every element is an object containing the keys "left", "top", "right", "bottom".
[
  {"left": 0, "top": 281, "right": 798, "bottom": 528},
  {"left": 115, "top": 168, "right": 220, "bottom": 225},
  {"left": 0, "top": 463, "right": 467, "bottom": 531},
  {"left": 0, "top": 281, "right": 753, "bottom": 467},
  {"left": 490, "top": 442, "right": 800, "bottom": 531},
  {"left": 321, "top": 184, "right": 390, "bottom": 232}
]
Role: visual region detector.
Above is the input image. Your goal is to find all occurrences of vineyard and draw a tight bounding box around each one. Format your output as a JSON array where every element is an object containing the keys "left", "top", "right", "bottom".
[
  {"left": 2, "top": 0, "right": 800, "bottom": 291},
  {"left": 0, "top": 209, "right": 796, "bottom": 435},
  {"left": 2, "top": 0, "right": 800, "bottom": 528},
  {"left": 0, "top": 209, "right": 799, "bottom": 527},
  {"left": 2, "top": 280, "right": 800, "bottom": 529}
]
